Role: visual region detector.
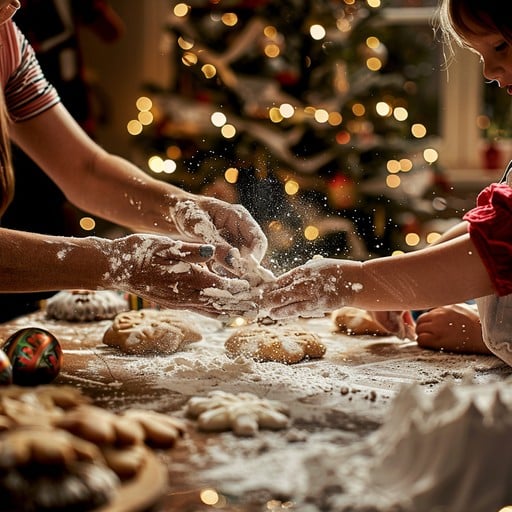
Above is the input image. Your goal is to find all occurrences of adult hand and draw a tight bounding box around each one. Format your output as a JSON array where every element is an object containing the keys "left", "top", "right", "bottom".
[
  {"left": 105, "top": 234, "right": 258, "bottom": 318},
  {"left": 262, "top": 258, "right": 352, "bottom": 319},
  {"left": 171, "top": 196, "right": 268, "bottom": 275}
]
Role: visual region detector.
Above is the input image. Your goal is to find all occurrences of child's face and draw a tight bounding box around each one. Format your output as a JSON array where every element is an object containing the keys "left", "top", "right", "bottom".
[{"left": 461, "top": 15, "right": 512, "bottom": 95}]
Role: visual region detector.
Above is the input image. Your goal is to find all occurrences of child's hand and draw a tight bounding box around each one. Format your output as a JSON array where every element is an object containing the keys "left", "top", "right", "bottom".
[
  {"left": 415, "top": 303, "right": 488, "bottom": 354},
  {"left": 262, "top": 257, "right": 356, "bottom": 319}
]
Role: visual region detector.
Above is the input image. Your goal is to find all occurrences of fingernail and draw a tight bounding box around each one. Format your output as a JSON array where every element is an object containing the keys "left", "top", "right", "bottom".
[
  {"left": 200, "top": 244, "right": 215, "bottom": 258},
  {"left": 225, "top": 248, "right": 240, "bottom": 267}
]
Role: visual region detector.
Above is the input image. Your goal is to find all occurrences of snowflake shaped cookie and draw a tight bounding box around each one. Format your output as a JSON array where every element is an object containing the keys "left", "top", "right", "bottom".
[{"left": 185, "top": 390, "right": 290, "bottom": 437}]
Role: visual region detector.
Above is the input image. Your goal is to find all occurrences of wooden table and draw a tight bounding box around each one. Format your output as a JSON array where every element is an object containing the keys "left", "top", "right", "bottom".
[{"left": 0, "top": 309, "right": 509, "bottom": 511}]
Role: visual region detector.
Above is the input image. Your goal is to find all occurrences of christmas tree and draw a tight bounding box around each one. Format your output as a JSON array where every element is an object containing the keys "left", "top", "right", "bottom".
[{"left": 130, "top": 0, "right": 452, "bottom": 272}]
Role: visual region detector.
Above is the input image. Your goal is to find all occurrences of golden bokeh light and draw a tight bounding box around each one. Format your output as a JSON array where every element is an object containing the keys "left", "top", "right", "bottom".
[
  {"left": 200, "top": 488, "right": 220, "bottom": 506},
  {"left": 224, "top": 167, "right": 239, "bottom": 183},
  {"left": 136, "top": 96, "right": 152, "bottom": 111},
  {"left": 138, "top": 111, "right": 153, "bottom": 126},
  {"left": 221, "top": 124, "right": 236, "bottom": 138},
  {"left": 393, "top": 106, "right": 408, "bottom": 121},
  {"left": 211, "top": 111, "right": 227, "bottom": 127},
  {"left": 386, "top": 160, "right": 400, "bottom": 173},
  {"left": 399, "top": 158, "right": 413, "bottom": 172},
  {"left": 426, "top": 232, "right": 442, "bottom": 244},
  {"left": 314, "top": 109, "right": 329, "bottom": 123},
  {"left": 376, "top": 101, "right": 391, "bottom": 117},
  {"left": 405, "top": 232, "right": 420, "bottom": 247},
  {"left": 127, "top": 119, "right": 143, "bottom": 136},
  {"left": 182, "top": 52, "right": 198, "bottom": 66},
  {"left": 173, "top": 3, "right": 189, "bottom": 17},
  {"left": 279, "top": 103, "right": 295, "bottom": 119},
  {"left": 269, "top": 107, "right": 284, "bottom": 123},
  {"left": 263, "top": 25, "right": 277, "bottom": 38},
  {"left": 304, "top": 225, "right": 320, "bottom": 240},
  {"left": 386, "top": 174, "right": 401, "bottom": 188},
  {"left": 221, "top": 12, "right": 238, "bottom": 26},
  {"left": 411, "top": 123, "right": 427, "bottom": 138},
  {"left": 201, "top": 64, "right": 217, "bottom": 78},
  {"left": 148, "top": 155, "right": 164, "bottom": 173},
  {"left": 80, "top": 217, "right": 96, "bottom": 231},
  {"left": 177, "top": 36, "right": 194, "bottom": 50},
  {"left": 328, "top": 112, "right": 342, "bottom": 126},
  {"left": 264, "top": 43, "right": 280, "bottom": 58},
  {"left": 366, "top": 57, "right": 382, "bottom": 71},
  {"left": 352, "top": 103, "right": 365, "bottom": 116},
  {"left": 366, "top": 36, "right": 380, "bottom": 48},
  {"left": 284, "top": 179, "right": 299, "bottom": 195},
  {"left": 310, "top": 24, "right": 326, "bottom": 40},
  {"left": 423, "top": 147, "right": 439, "bottom": 164}
]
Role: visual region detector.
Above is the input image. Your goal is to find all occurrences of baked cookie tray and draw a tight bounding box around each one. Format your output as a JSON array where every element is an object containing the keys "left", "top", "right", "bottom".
[{"left": 0, "top": 308, "right": 511, "bottom": 512}]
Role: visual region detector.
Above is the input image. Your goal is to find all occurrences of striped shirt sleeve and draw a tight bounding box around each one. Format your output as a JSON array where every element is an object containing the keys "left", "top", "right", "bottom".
[{"left": 1, "top": 20, "right": 60, "bottom": 122}]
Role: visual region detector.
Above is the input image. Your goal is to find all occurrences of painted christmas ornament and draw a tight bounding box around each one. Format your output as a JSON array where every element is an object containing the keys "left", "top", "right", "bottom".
[
  {"left": 2, "top": 327, "right": 63, "bottom": 386},
  {"left": 0, "top": 350, "right": 12, "bottom": 385}
]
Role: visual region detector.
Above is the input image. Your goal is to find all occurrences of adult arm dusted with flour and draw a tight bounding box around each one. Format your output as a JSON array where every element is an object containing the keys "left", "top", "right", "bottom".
[{"left": 0, "top": 1, "right": 266, "bottom": 317}]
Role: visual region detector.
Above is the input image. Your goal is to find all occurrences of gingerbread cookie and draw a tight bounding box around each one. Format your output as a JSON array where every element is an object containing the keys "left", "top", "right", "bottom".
[
  {"left": 102, "top": 309, "right": 202, "bottom": 355},
  {"left": 0, "top": 385, "right": 175, "bottom": 511},
  {"left": 0, "top": 427, "right": 119, "bottom": 511},
  {"left": 46, "top": 290, "right": 129, "bottom": 322},
  {"left": 224, "top": 324, "right": 326, "bottom": 364}
]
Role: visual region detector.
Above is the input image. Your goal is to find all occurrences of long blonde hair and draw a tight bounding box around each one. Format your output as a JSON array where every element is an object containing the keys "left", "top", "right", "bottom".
[{"left": 0, "top": 85, "right": 13, "bottom": 218}]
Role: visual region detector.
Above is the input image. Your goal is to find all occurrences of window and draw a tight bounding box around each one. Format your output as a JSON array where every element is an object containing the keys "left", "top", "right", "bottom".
[{"left": 383, "top": 2, "right": 506, "bottom": 185}]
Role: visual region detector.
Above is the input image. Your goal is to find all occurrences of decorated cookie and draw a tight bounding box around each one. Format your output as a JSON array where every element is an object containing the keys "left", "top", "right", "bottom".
[
  {"left": 225, "top": 323, "right": 326, "bottom": 364},
  {"left": 46, "top": 289, "right": 129, "bottom": 322},
  {"left": 185, "top": 390, "right": 290, "bottom": 436},
  {"left": 103, "top": 309, "right": 202, "bottom": 355}
]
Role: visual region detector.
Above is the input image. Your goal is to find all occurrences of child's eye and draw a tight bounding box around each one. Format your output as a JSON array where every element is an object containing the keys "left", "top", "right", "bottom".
[{"left": 495, "top": 42, "right": 508, "bottom": 52}]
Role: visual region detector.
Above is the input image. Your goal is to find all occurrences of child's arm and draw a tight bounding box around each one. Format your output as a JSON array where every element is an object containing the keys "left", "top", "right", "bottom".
[{"left": 263, "top": 232, "right": 495, "bottom": 319}]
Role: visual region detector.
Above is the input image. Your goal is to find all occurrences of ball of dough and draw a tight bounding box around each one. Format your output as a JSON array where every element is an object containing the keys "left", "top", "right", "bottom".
[
  {"left": 331, "top": 306, "right": 390, "bottom": 335},
  {"left": 225, "top": 324, "right": 326, "bottom": 364}
]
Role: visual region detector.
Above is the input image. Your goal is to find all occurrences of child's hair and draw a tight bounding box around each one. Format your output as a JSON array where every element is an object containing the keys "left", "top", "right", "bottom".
[
  {"left": 438, "top": 0, "right": 512, "bottom": 51},
  {"left": 0, "top": 86, "right": 13, "bottom": 218}
]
